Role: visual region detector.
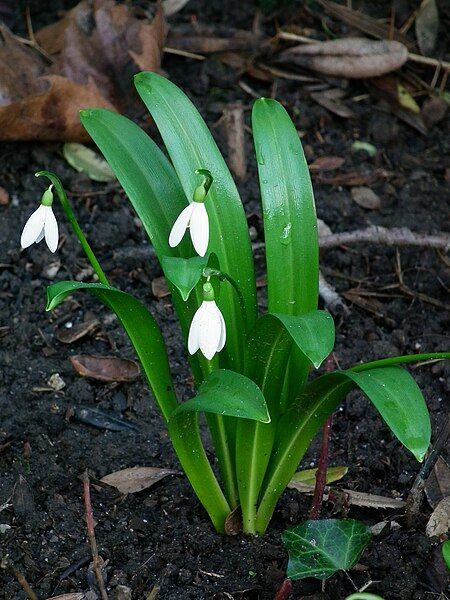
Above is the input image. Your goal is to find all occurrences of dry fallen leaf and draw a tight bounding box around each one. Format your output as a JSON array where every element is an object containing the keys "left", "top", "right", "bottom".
[
  {"left": 57, "top": 318, "right": 99, "bottom": 344},
  {"left": 70, "top": 355, "right": 140, "bottom": 382},
  {"left": 309, "top": 156, "right": 345, "bottom": 173},
  {"left": 45, "top": 594, "right": 87, "bottom": 600},
  {"left": 279, "top": 38, "right": 408, "bottom": 79},
  {"left": 152, "top": 276, "right": 170, "bottom": 299},
  {"left": 426, "top": 496, "right": 450, "bottom": 538},
  {"left": 310, "top": 88, "right": 355, "bottom": 119},
  {"left": 224, "top": 505, "right": 243, "bottom": 536},
  {"left": 167, "top": 24, "right": 263, "bottom": 54},
  {"left": 100, "top": 466, "right": 177, "bottom": 494},
  {"left": 0, "top": 0, "right": 165, "bottom": 141},
  {"left": 63, "top": 143, "right": 116, "bottom": 182},
  {"left": 425, "top": 456, "right": 450, "bottom": 509},
  {"left": 415, "top": 0, "right": 439, "bottom": 57},
  {"left": 351, "top": 186, "right": 381, "bottom": 210},
  {"left": 222, "top": 102, "right": 246, "bottom": 181}
]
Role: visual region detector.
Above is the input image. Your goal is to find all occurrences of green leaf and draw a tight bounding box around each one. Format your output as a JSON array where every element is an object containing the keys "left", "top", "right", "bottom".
[
  {"left": 161, "top": 255, "right": 208, "bottom": 301},
  {"left": 79, "top": 108, "right": 205, "bottom": 380},
  {"left": 442, "top": 540, "right": 450, "bottom": 572},
  {"left": 134, "top": 71, "right": 257, "bottom": 373},
  {"left": 346, "top": 367, "right": 430, "bottom": 462},
  {"left": 171, "top": 369, "right": 270, "bottom": 423},
  {"left": 46, "top": 281, "right": 177, "bottom": 422},
  {"left": 345, "top": 593, "right": 385, "bottom": 600},
  {"left": 291, "top": 465, "right": 348, "bottom": 487},
  {"left": 62, "top": 143, "right": 116, "bottom": 182},
  {"left": 282, "top": 519, "right": 372, "bottom": 580},
  {"left": 252, "top": 98, "right": 318, "bottom": 315}
]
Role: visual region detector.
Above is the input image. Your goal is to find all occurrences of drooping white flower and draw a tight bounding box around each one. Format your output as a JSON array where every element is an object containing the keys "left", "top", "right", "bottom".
[
  {"left": 188, "top": 283, "right": 226, "bottom": 360},
  {"left": 169, "top": 201, "right": 209, "bottom": 257},
  {"left": 20, "top": 187, "right": 59, "bottom": 253}
]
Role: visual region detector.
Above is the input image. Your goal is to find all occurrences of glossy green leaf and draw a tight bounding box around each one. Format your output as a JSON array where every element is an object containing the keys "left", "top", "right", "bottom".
[
  {"left": 256, "top": 366, "right": 430, "bottom": 532},
  {"left": 46, "top": 281, "right": 177, "bottom": 422},
  {"left": 282, "top": 519, "right": 372, "bottom": 580},
  {"left": 291, "top": 465, "right": 348, "bottom": 487},
  {"left": 442, "top": 540, "right": 450, "bottom": 571},
  {"left": 252, "top": 98, "right": 318, "bottom": 315},
  {"left": 172, "top": 369, "right": 270, "bottom": 423},
  {"left": 79, "top": 108, "right": 205, "bottom": 382},
  {"left": 134, "top": 72, "right": 257, "bottom": 373},
  {"left": 161, "top": 255, "right": 208, "bottom": 301}
]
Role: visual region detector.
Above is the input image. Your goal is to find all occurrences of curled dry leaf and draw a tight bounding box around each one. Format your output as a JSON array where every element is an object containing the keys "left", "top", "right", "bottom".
[
  {"left": 57, "top": 318, "right": 99, "bottom": 344},
  {"left": 224, "top": 505, "right": 243, "bottom": 536},
  {"left": 351, "top": 186, "right": 381, "bottom": 210},
  {"left": 152, "top": 276, "right": 170, "bottom": 299},
  {"left": 70, "top": 355, "right": 140, "bottom": 382},
  {"left": 63, "top": 143, "right": 116, "bottom": 182},
  {"left": 426, "top": 496, "right": 450, "bottom": 538},
  {"left": 0, "top": 0, "right": 165, "bottom": 141},
  {"left": 46, "top": 595, "right": 87, "bottom": 600},
  {"left": 279, "top": 38, "right": 408, "bottom": 79},
  {"left": 415, "top": 0, "right": 439, "bottom": 57},
  {"left": 100, "top": 466, "right": 178, "bottom": 494},
  {"left": 309, "top": 156, "right": 345, "bottom": 173}
]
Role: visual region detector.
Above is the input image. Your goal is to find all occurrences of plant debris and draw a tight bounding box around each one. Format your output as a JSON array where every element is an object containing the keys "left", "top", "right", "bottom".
[
  {"left": 63, "top": 143, "right": 116, "bottom": 182},
  {"left": 100, "top": 466, "right": 178, "bottom": 494},
  {"left": 350, "top": 186, "right": 381, "bottom": 210},
  {"left": 70, "top": 355, "right": 140, "bottom": 382}
]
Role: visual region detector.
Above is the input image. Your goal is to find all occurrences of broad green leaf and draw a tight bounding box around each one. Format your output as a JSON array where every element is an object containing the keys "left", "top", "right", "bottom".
[
  {"left": 282, "top": 519, "right": 372, "bottom": 580},
  {"left": 256, "top": 366, "right": 430, "bottom": 532},
  {"left": 63, "top": 143, "right": 116, "bottom": 182},
  {"left": 79, "top": 108, "right": 204, "bottom": 380},
  {"left": 346, "top": 594, "right": 385, "bottom": 600},
  {"left": 346, "top": 367, "right": 430, "bottom": 462},
  {"left": 442, "top": 540, "right": 450, "bottom": 571},
  {"left": 46, "top": 281, "right": 177, "bottom": 422},
  {"left": 291, "top": 465, "right": 348, "bottom": 487},
  {"left": 171, "top": 369, "right": 270, "bottom": 423},
  {"left": 134, "top": 72, "right": 257, "bottom": 373},
  {"left": 161, "top": 255, "right": 208, "bottom": 301},
  {"left": 252, "top": 98, "right": 318, "bottom": 315}
]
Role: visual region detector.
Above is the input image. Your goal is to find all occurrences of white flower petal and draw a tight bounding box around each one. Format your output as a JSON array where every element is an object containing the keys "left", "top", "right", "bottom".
[
  {"left": 169, "top": 203, "right": 195, "bottom": 248},
  {"left": 44, "top": 206, "right": 59, "bottom": 253},
  {"left": 188, "top": 302, "right": 205, "bottom": 355},
  {"left": 35, "top": 228, "right": 45, "bottom": 243},
  {"left": 190, "top": 202, "right": 209, "bottom": 257},
  {"left": 20, "top": 205, "right": 46, "bottom": 249},
  {"left": 217, "top": 306, "right": 227, "bottom": 352},
  {"left": 198, "top": 302, "right": 222, "bottom": 360}
]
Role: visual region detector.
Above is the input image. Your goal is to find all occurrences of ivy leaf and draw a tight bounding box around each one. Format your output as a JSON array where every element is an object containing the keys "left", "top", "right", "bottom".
[
  {"left": 443, "top": 540, "right": 450, "bottom": 572},
  {"left": 161, "top": 255, "right": 208, "bottom": 301},
  {"left": 282, "top": 519, "right": 372, "bottom": 580}
]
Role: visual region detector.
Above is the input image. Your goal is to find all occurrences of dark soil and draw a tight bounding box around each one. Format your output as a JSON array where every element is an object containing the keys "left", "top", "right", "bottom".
[{"left": 1, "top": 1, "right": 449, "bottom": 599}]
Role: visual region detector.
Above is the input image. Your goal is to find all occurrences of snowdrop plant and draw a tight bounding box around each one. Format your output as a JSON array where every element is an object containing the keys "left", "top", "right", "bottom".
[{"left": 32, "top": 73, "right": 449, "bottom": 535}]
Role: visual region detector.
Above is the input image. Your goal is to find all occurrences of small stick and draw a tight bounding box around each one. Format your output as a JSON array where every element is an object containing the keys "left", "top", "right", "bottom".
[
  {"left": 320, "top": 226, "right": 450, "bottom": 251},
  {"left": 82, "top": 470, "right": 109, "bottom": 600},
  {"left": 222, "top": 102, "right": 247, "bottom": 182},
  {"left": 309, "top": 415, "right": 333, "bottom": 520},
  {"left": 11, "top": 568, "right": 38, "bottom": 600},
  {"left": 405, "top": 416, "right": 450, "bottom": 527}
]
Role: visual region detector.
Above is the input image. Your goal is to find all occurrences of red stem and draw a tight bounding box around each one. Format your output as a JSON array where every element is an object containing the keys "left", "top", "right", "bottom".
[
  {"left": 309, "top": 414, "right": 333, "bottom": 520},
  {"left": 274, "top": 578, "right": 293, "bottom": 600}
]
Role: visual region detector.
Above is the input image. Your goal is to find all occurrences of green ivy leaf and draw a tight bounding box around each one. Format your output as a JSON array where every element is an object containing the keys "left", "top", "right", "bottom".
[
  {"left": 161, "top": 255, "right": 208, "bottom": 301},
  {"left": 443, "top": 540, "right": 450, "bottom": 572},
  {"left": 171, "top": 369, "right": 270, "bottom": 423},
  {"left": 282, "top": 519, "right": 372, "bottom": 580}
]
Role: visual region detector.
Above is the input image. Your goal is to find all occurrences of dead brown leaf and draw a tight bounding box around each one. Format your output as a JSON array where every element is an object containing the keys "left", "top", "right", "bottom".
[
  {"left": 0, "top": 0, "right": 165, "bottom": 141},
  {"left": 224, "top": 505, "right": 243, "bottom": 535},
  {"left": 426, "top": 496, "right": 450, "bottom": 538},
  {"left": 0, "top": 186, "right": 9, "bottom": 205},
  {"left": 152, "top": 276, "right": 170, "bottom": 299},
  {"left": 310, "top": 88, "right": 355, "bottom": 119},
  {"left": 46, "top": 595, "right": 87, "bottom": 600},
  {"left": 222, "top": 102, "right": 246, "bottom": 181},
  {"left": 351, "top": 186, "right": 381, "bottom": 210},
  {"left": 100, "top": 466, "right": 177, "bottom": 494},
  {"left": 70, "top": 355, "right": 140, "bottom": 382},
  {"left": 309, "top": 156, "right": 345, "bottom": 173},
  {"left": 317, "top": 171, "right": 378, "bottom": 186},
  {"left": 426, "top": 457, "right": 450, "bottom": 509},
  {"left": 422, "top": 96, "right": 448, "bottom": 129},
  {"left": 167, "top": 24, "right": 264, "bottom": 54},
  {"left": 57, "top": 318, "right": 99, "bottom": 344},
  {"left": 415, "top": 0, "right": 439, "bottom": 57},
  {"left": 279, "top": 38, "right": 408, "bottom": 79}
]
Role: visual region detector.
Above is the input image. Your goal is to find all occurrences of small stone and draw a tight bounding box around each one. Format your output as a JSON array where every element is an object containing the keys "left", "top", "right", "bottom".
[{"left": 115, "top": 585, "right": 132, "bottom": 600}]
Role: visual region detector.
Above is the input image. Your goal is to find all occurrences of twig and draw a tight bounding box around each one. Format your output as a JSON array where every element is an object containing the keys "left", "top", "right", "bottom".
[
  {"left": 222, "top": 103, "right": 247, "bottom": 182},
  {"left": 309, "top": 415, "right": 333, "bottom": 520},
  {"left": 11, "top": 568, "right": 38, "bottom": 600},
  {"left": 319, "top": 271, "right": 347, "bottom": 313},
  {"left": 163, "top": 46, "right": 206, "bottom": 61},
  {"left": 405, "top": 415, "right": 450, "bottom": 527},
  {"left": 320, "top": 226, "right": 450, "bottom": 251},
  {"left": 82, "top": 470, "right": 109, "bottom": 600}
]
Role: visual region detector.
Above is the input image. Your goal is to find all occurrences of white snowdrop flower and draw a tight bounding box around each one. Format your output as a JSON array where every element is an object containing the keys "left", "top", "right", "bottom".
[
  {"left": 169, "top": 200, "right": 209, "bottom": 257},
  {"left": 20, "top": 186, "right": 59, "bottom": 253},
  {"left": 188, "top": 283, "right": 226, "bottom": 360}
]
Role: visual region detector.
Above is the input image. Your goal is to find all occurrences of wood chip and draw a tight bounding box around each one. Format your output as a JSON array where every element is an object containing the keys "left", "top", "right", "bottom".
[
  {"left": 100, "top": 466, "right": 178, "bottom": 494},
  {"left": 309, "top": 156, "right": 345, "bottom": 172},
  {"left": 351, "top": 186, "right": 381, "bottom": 210},
  {"left": 70, "top": 355, "right": 140, "bottom": 382},
  {"left": 426, "top": 497, "right": 450, "bottom": 538}
]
